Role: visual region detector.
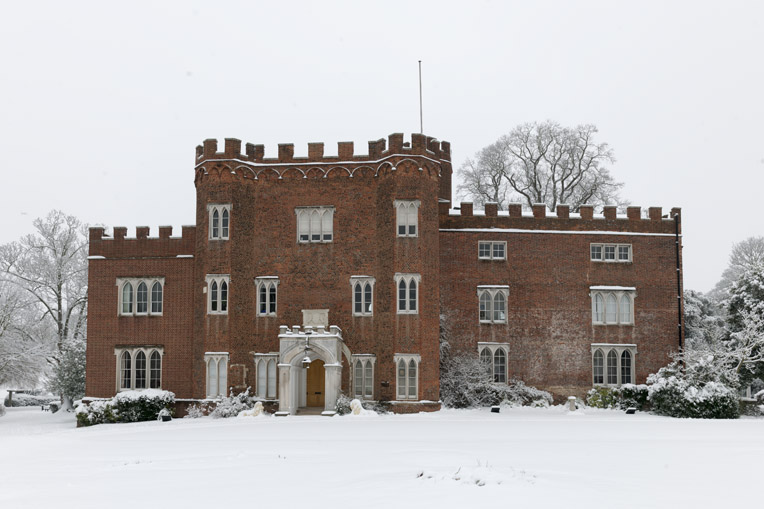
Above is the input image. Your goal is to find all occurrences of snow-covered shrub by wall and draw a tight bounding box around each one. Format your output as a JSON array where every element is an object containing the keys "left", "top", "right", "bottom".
[
  {"left": 75, "top": 389, "right": 175, "bottom": 427},
  {"left": 440, "top": 354, "right": 552, "bottom": 408},
  {"left": 647, "top": 368, "right": 738, "bottom": 419},
  {"left": 335, "top": 393, "right": 352, "bottom": 415},
  {"left": 209, "top": 388, "right": 255, "bottom": 419},
  {"left": 586, "top": 384, "right": 649, "bottom": 410},
  {"left": 3, "top": 393, "right": 59, "bottom": 407}
]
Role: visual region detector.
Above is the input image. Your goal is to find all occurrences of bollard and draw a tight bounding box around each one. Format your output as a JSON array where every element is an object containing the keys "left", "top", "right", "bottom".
[{"left": 568, "top": 396, "right": 576, "bottom": 411}]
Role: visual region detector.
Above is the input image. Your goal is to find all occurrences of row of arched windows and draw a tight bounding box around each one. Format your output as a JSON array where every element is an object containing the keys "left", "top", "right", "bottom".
[
  {"left": 120, "top": 279, "right": 163, "bottom": 315},
  {"left": 256, "top": 358, "right": 277, "bottom": 399},
  {"left": 592, "top": 291, "right": 634, "bottom": 324},
  {"left": 119, "top": 348, "right": 162, "bottom": 390},
  {"left": 205, "top": 354, "right": 228, "bottom": 398},
  {"left": 592, "top": 348, "right": 634, "bottom": 385},
  {"left": 297, "top": 207, "right": 334, "bottom": 243},
  {"left": 353, "top": 358, "right": 374, "bottom": 398}
]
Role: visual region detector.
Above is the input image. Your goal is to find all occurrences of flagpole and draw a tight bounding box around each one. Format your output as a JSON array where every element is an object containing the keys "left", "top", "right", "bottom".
[{"left": 418, "top": 60, "right": 423, "bottom": 134}]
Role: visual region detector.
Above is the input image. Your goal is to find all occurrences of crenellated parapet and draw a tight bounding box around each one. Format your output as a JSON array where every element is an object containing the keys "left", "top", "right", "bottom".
[
  {"left": 439, "top": 203, "right": 682, "bottom": 234},
  {"left": 88, "top": 225, "right": 196, "bottom": 259},
  {"left": 194, "top": 133, "right": 450, "bottom": 181}
]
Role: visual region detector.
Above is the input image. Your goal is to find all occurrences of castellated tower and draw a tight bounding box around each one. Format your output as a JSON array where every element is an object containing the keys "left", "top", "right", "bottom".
[{"left": 191, "top": 133, "right": 451, "bottom": 412}]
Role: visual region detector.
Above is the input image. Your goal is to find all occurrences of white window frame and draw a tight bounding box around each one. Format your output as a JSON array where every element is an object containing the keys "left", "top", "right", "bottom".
[
  {"left": 394, "top": 353, "right": 420, "bottom": 400},
  {"left": 395, "top": 199, "right": 420, "bottom": 237},
  {"left": 206, "top": 275, "right": 230, "bottom": 315},
  {"left": 477, "top": 285, "right": 509, "bottom": 324},
  {"left": 296, "top": 206, "right": 334, "bottom": 243},
  {"left": 477, "top": 342, "right": 509, "bottom": 384},
  {"left": 394, "top": 273, "right": 421, "bottom": 314},
  {"left": 114, "top": 346, "right": 164, "bottom": 392},
  {"left": 350, "top": 276, "right": 375, "bottom": 317},
  {"left": 254, "top": 353, "right": 278, "bottom": 399},
  {"left": 204, "top": 352, "right": 229, "bottom": 398},
  {"left": 207, "top": 203, "right": 231, "bottom": 240},
  {"left": 590, "top": 286, "right": 636, "bottom": 325},
  {"left": 478, "top": 241, "right": 507, "bottom": 260},
  {"left": 591, "top": 344, "right": 637, "bottom": 386},
  {"left": 351, "top": 354, "right": 376, "bottom": 400},
  {"left": 590, "top": 243, "right": 632, "bottom": 262},
  {"left": 117, "top": 277, "right": 165, "bottom": 316},
  {"left": 255, "top": 276, "right": 279, "bottom": 317}
]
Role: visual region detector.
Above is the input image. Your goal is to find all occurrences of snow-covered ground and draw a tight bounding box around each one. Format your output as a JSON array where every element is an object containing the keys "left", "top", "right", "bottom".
[{"left": 1, "top": 405, "right": 762, "bottom": 508}]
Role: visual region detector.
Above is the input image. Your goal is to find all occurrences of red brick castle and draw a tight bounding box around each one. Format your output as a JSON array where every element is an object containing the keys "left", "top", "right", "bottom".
[{"left": 85, "top": 133, "right": 683, "bottom": 414}]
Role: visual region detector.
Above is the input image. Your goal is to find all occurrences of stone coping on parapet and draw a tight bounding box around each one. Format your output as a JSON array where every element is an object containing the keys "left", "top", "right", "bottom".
[{"left": 195, "top": 133, "right": 451, "bottom": 165}]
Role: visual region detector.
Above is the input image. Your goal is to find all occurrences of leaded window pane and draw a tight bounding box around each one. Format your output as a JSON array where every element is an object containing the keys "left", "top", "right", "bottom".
[
  {"left": 494, "top": 349, "right": 506, "bottom": 383},
  {"left": 354, "top": 284, "right": 362, "bottom": 314},
  {"left": 606, "top": 294, "right": 617, "bottom": 323},
  {"left": 593, "top": 350, "right": 604, "bottom": 384},
  {"left": 364, "top": 283, "right": 372, "bottom": 314},
  {"left": 399, "top": 280, "right": 407, "bottom": 312},
  {"left": 121, "top": 351, "right": 132, "bottom": 389},
  {"left": 594, "top": 294, "right": 604, "bottom": 322},
  {"left": 408, "top": 360, "right": 416, "bottom": 398},
  {"left": 408, "top": 279, "right": 416, "bottom": 312},
  {"left": 493, "top": 243, "right": 505, "bottom": 259},
  {"left": 591, "top": 245, "right": 602, "bottom": 260},
  {"left": 208, "top": 359, "right": 218, "bottom": 397},
  {"left": 310, "top": 210, "right": 321, "bottom": 242},
  {"left": 259, "top": 285, "right": 267, "bottom": 314},
  {"left": 620, "top": 295, "right": 631, "bottom": 323},
  {"left": 267, "top": 360, "right": 276, "bottom": 399},
  {"left": 493, "top": 293, "right": 506, "bottom": 322},
  {"left": 621, "top": 351, "right": 632, "bottom": 384},
  {"left": 151, "top": 282, "right": 162, "bottom": 313},
  {"left": 150, "top": 351, "right": 161, "bottom": 388},
  {"left": 257, "top": 360, "right": 266, "bottom": 398},
  {"left": 136, "top": 282, "right": 148, "bottom": 314},
  {"left": 222, "top": 209, "right": 229, "bottom": 238},
  {"left": 480, "top": 348, "right": 492, "bottom": 365},
  {"left": 220, "top": 281, "right": 228, "bottom": 312},
  {"left": 354, "top": 360, "right": 363, "bottom": 397},
  {"left": 479, "top": 242, "right": 491, "bottom": 258},
  {"left": 397, "top": 360, "right": 406, "bottom": 397},
  {"left": 211, "top": 281, "right": 218, "bottom": 312},
  {"left": 212, "top": 209, "right": 219, "bottom": 238},
  {"left": 122, "top": 282, "right": 133, "bottom": 314},
  {"left": 479, "top": 292, "right": 491, "bottom": 321},
  {"left": 269, "top": 284, "right": 276, "bottom": 314},
  {"left": 618, "top": 245, "right": 630, "bottom": 261},
  {"left": 135, "top": 351, "right": 147, "bottom": 389},
  {"left": 364, "top": 361, "right": 373, "bottom": 398},
  {"left": 607, "top": 350, "right": 618, "bottom": 384},
  {"left": 604, "top": 245, "right": 616, "bottom": 260}
]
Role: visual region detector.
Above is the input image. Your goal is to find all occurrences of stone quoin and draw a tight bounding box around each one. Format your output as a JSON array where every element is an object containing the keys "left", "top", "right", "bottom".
[{"left": 85, "top": 133, "right": 683, "bottom": 414}]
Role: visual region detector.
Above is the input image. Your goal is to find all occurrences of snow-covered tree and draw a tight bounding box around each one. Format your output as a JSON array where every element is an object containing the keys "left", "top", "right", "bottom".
[
  {"left": 0, "top": 210, "right": 88, "bottom": 409},
  {"left": 0, "top": 281, "right": 50, "bottom": 387},
  {"left": 710, "top": 236, "right": 764, "bottom": 302},
  {"left": 457, "top": 121, "right": 624, "bottom": 211},
  {"left": 683, "top": 289, "right": 725, "bottom": 350}
]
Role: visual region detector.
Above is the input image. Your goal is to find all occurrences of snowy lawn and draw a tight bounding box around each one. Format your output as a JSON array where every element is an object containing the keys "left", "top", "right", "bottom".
[{"left": 1, "top": 405, "right": 762, "bottom": 508}]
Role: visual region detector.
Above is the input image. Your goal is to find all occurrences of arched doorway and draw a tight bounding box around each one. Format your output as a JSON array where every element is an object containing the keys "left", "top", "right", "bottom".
[{"left": 306, "top": 359, "right": 325, "bottom": 407}]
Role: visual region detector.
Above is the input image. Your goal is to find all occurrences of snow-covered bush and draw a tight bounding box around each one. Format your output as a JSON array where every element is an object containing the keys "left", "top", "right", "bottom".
[
  {"left": 335, "top": 393, "right": 352, "bottom": 415},
  {"left": 210, "top": 388, "right": 255, "bottom": 419},
  {"left": 362, "top": 399, "right": 391, "bottom": 414},
  {"left": 3, "top": 392, "right": 58, "bottom": 407},
  {"left": 648, "top": 374, "right": 739, "bottom": 419},
  {"left": 184, "top": 403, "right": 207, "bottom": 418},
  {"left": 441, "top": 354, "right": 551, "bottom": 408},
  {"left": 75, "top": 390, "right": 175, "bottom": 427},
  {"left": 0, "top": 404, "right": 6, "bottom": 417},
  {"left": 586, "top": 384, "right": 649, "bottom": 410}
]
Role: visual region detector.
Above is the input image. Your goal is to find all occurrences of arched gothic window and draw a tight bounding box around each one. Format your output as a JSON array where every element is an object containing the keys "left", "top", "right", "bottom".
[
  {"left": 395, "top": 274, "right": 420, "bottom": 314},
  {"left": 477, "top": 287, "right": 509, "bottom": 324}
]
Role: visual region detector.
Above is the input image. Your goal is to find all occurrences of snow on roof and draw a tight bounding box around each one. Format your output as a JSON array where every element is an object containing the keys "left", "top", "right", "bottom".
[{"left": 440, "top": 228, "right": 677, "bottom": 237}]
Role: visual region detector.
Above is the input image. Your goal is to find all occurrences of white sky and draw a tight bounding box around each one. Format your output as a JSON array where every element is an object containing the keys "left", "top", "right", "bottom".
[{"left": 1, "top": 0, "right": 762, "bottom": 293}]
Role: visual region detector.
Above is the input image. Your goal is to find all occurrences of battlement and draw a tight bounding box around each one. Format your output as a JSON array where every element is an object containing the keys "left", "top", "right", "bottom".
[
  {"left": 195, "top": 133, "right": 451, "bottom": 165},
  {"left": 88, "top": 225, "right": 196, "bottom": 259},
  {"left": 439, "top": 203, "right": 681, "bottom": 234}
]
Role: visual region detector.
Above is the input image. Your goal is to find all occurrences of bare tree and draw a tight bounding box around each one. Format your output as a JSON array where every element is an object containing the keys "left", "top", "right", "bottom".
[
  {"left": 457, "top": 121, "right": 624, "bottom": 211},
  {"left": 0, "top": 281, "right": 50, "bottom": 387},
  {"left": 0, "top": 210, "right": 88, "bottom": 407}
]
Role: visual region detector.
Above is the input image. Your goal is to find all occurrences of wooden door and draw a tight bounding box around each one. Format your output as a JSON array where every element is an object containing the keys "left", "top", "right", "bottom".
[{"left": 306, "top": 359, "right": 325, "bottom": 407}]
